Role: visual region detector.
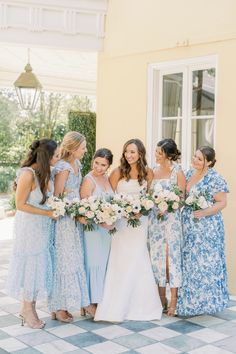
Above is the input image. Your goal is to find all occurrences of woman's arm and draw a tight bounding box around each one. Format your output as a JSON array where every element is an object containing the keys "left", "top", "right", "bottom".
[
  {"left": 146, "top": 168, "right": 154, "bottom": 191},
  {"left": 16, "top": 170, "right": 55, "bottom": 219},
  {"left": 54, "top": 170, "right": 69, "bottom": 197},
  {"left": 177, "top": 170, "right": 186, "bottom": 193},
  {"left": 193, "top": 192, "right": 227, "bottom": 219},
  {"left": 109, "top": 168, "right": 121, "bottom": 191},
  {"left": 80, "top": 177, "right": 95, "bottom": 199}
]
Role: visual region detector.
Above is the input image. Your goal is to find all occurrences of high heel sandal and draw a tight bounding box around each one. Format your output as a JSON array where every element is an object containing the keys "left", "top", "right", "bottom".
[
  {"left": 160, "top": 295, "right": 168, "bottom": 313},
  {"left": 32, "top": 301, "right": 45, "bottom": 326},
  {"left": 81, "top": 305, "right": 96, "bottom": 318},
  {"left": 19, "top": 312, "right": 45, "bottom": 329},
  {"left": 51, "top": 310, "right": 73, "bottom": 323},
  {"left": 80, "top": 308, "right": 86, "bottom": 316},
  {"left": 167, "top": 297, "right": 177, "bottom": 317}
]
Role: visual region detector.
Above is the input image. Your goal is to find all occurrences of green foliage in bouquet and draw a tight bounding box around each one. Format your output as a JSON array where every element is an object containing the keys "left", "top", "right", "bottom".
[{"left": 68, "top": 111, "right": 96, "bottom": 176}]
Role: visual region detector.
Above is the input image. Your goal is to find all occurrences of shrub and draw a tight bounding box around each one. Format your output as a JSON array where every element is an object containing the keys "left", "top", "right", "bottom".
[
  {"left": 0, "top": 166, "right": 17, "bottom": 193},
  {"left": 68, "top": 111, "right": 96, "bottom": 176}
]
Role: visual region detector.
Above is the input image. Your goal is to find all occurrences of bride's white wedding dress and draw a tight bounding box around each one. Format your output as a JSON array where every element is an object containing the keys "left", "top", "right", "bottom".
[{"left": 94, "top": 179, "right": 162, "bottom": 322}]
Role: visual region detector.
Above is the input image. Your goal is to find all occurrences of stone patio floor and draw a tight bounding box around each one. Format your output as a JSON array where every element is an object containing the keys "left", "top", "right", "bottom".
[{"left": 0, "top": 217, "right": 236, "bottom": 354}]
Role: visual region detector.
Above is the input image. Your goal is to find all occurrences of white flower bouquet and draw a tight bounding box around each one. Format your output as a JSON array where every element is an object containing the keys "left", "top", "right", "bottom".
[
  {"left": 46, "top": 196, "right": 68, "bottom": 217},
  {"left": 151, "top": 183, "right": 183, "bottom": 220},
  {"left": 94, "top": 199, "right": 123, "bottom": 235},
  {"left": 111, "top": 193, "right": 144, "bottom": 228},
  {"left": 185, "top": 190, "right": 211, "bottom": 221}
]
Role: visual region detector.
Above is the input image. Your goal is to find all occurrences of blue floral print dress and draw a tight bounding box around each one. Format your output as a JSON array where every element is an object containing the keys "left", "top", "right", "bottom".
[
  {"left": 148, "top": 164, "right": 183, "bottom": 288},
  {"left": 48, "top": 160, "right": 90, "bottom": 312},
  {"left": 177, "top": 168, "right": 229, "bottom": 316}
]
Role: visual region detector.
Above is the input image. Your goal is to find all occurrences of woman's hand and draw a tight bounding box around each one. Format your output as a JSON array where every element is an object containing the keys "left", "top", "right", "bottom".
[
  {"left": 134, "top": 213, "right": 142, "bottom": 219},
  {"left": 76, "top": 216, "right": 88, "bottom": 224},
  {"left": 193, "top": 209, "right": 208, "bottom": 219},
  {"left": 47, "top": 210, "right": 59, "bottom": 220},
  {"left": 100, "top": 223, "right": 115, "bottom": 230}
]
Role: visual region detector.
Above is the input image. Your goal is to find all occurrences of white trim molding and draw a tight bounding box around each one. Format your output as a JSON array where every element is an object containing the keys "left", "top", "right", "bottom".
[
  {"left": 147, "top": 55, "right": 218, "bottom": 168},
  {"left": 0, "top": 0, "right": 107, "bottom": 50}
]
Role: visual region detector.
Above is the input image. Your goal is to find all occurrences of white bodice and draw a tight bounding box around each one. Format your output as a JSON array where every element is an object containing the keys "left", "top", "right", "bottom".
[{"left": 116, "top": 179, "right": 147, "bottom": 195}]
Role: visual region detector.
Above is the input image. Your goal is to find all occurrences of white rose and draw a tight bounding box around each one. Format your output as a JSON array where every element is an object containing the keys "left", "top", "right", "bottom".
[
  {"left": 154, "top": 183, "right": 163, "bottom": 193},
  {"left": 86, "top": 211, "right": 95, "bottom": 219},
  {"left": 158, "top": 201, "right": 168, "bottom": 213},
  {"left": 78, "top": 206, "right": 86, "bottom": 214},
  {"left": 198, "top": 196, "right": 208, "bottom": 209},
  {"left": 168, "top": 192, "right": 177, "bottom": 201},
  {"left": 185, "top": 195, "right": 194, "bottom": 205},
  {"left": 172, "top": 202, "right": 179, "bottom": 210}
]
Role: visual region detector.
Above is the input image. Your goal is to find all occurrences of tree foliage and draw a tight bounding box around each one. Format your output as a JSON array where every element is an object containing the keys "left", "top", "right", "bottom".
[{"left": 0, "top": 88, "right": 95, "bottom": 192}]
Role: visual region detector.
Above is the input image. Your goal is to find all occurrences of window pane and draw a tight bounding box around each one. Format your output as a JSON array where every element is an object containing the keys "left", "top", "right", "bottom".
[
  {"left": 162, "top": 119, "right": 182, "bottom": 149},
  {"left": 192, "top": 68, "right": 215, "bottom": 116},
  {"left": 191, "top": 118, "right": 214, "bottom": 156},
  {"left": 162, "top": 73, "right": 183, "bottom": 117}
]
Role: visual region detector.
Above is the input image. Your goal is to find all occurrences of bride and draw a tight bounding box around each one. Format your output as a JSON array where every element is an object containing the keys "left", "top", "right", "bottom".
[{"left": 94, "top": 139, "right": 162, "bottom": 322}]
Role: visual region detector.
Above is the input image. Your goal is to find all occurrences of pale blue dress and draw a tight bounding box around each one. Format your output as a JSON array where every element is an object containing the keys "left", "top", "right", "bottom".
[
  {"left": 148, "top": 164, "right": 183, "bottom": 288},
  {"left": 7, "top": 167, "right": 54, "bottom": 301},
  {"left": 177, "top": 168, "right": 229, "bottom": 316},
  {"left": 48, "top": 160, "right": 90, "bottom": 312},
  {"left": 83, "top": 173, "right": 113, "bottom": 303}
]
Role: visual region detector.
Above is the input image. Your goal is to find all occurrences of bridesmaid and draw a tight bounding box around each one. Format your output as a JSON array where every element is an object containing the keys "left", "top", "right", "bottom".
[
  {"left": 148, "top": 138, "right": 185, "bottom": 316},
  {"left": 7, "top": 139, "right": 60, "bottom": 329},
  {"left": 80, "top": 148, "right": 113, "bottom": 308},
  {"left": 48, "top": 131, "right": 93, "bottom": 322},
  {"left": 177, "top": 147, "right": 229, "bottom": 316}
]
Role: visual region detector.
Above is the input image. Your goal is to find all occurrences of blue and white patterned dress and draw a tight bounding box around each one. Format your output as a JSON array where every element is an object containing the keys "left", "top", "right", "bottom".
[
  {"left": 48, "top": 160, "right": 89, "bottom": 312},
  {"left": 148, "top": 164, "right": 183, "bottom": 288},
  {"left": 177, "top": 168, "right": 229, "bottom": 316},
  {"left": 83, "top": 173, "right": 113, "bottom": 304},
  {"left": 7, "top": 167, "right": 54, "bottom": 301}
]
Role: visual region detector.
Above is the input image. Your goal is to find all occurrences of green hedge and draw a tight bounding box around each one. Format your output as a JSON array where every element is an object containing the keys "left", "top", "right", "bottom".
[
  {"left": 0, "top": 165, "right": 17, "bottom": 193},
  {"left": 68, "top": 111, "right": 96, "bottom": 176}
]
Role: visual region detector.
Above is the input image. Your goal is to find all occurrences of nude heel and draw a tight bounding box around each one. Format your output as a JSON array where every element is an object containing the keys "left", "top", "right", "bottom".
[
  {"left": 80, "top": 308, "right": 86, "bottom": 316},
  {"left": 51, "top": 312, "right": 56, "bottom": 320},
  {"left": 19, "top": 314, "right": 25, "bottom": 326}
]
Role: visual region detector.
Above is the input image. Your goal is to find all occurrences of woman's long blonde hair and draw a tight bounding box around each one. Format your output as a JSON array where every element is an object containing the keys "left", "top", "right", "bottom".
[{"left": 60, "top": 131, "right": 85, "bottom": 160}]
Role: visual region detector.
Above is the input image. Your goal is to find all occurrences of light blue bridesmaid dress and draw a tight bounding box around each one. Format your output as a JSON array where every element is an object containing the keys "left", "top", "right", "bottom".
[
  {"left": 7, "top": 167, "right": 54, "bottom": 301},
  {"left": 83, "top": 172, "right": 113, "bottom": 303},
  {"left": 48, "top": 160, "right": 89, "bottom": 312}
]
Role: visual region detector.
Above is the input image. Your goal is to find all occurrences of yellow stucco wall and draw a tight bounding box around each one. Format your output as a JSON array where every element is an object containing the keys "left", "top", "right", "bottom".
[{"left": 97, "top": 0, "right": 236, "bottom": 294}]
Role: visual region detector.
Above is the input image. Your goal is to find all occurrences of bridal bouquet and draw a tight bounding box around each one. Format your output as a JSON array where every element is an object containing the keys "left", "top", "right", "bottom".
[
  {"left": 46, "top": 196, "right": 68, "bottom": 217},
  {"left": 152, "top": 183, "right": 183, "bottom": 220},
  {"left": 111, "top": 193, "right": 149, "bottom": 228}
]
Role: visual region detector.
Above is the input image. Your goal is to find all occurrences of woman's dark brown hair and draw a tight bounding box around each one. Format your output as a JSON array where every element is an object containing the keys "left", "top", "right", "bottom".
[
  {"left": 157, "top": 138, "right": 181, "bottom": 161},
  {"left": 18, "top": 139, "right": 57, "bottom": 204},
  {"left": 119, "top": 138, "right": 148, "bottom": 185},
  {"left": 199, "top": 146, "right": 216, "bottom": 168}
]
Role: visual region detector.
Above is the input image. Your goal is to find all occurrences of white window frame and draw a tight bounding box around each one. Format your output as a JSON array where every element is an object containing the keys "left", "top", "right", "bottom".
[{"left": 147, "top": 55, "right": 218, "bottom": 169}]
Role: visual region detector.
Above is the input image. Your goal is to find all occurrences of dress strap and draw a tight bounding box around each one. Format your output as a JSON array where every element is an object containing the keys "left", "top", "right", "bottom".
[
  {"left": 169, "top": 164, "right": 181, "bottom": 185},
  {"left": 86, "top": 173, "right": 100, "bottom": 189}
]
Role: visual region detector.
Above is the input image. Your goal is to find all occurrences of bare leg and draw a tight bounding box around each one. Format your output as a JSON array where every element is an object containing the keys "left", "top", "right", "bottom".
[
  {"left": 167, "top": 287, "right": 178, "bottom": 316},
  {"left": 21, "top": 300, "right": 45, "bottom": 329},
  {"left": 158, "top": 286, "right": 168, "bottom": 312}
]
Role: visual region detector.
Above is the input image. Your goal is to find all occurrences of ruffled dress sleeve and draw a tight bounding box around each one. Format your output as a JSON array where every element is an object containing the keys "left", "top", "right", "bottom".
[
  {"left": 51, "top": 160, "right": 74, "bottom": 179},
  {"left": 211, "top": 169, "right": 229, "bottom": 195}
]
